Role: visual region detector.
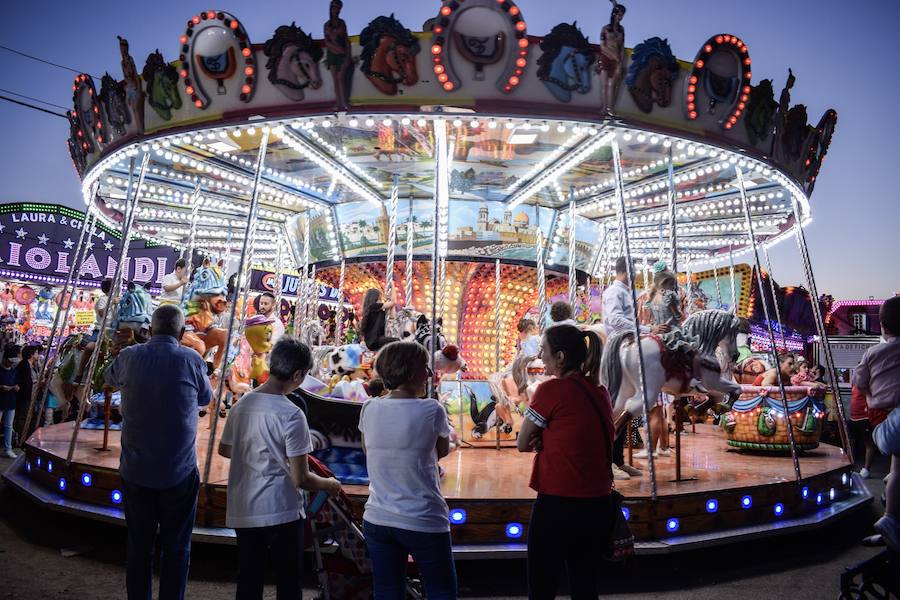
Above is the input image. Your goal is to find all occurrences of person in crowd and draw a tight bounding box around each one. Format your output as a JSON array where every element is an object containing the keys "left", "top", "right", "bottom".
[
  {"left": 849, "top": 385, "right": 877, "bottom": 479},
  {"left": 601, "top": 257, "right": 667, "bottom": 480},
  {"left": 12, "top": 345, "right": 38, "bottom": 441},
  {"left": 158, "top": 258, "right": 191, "bottom": 305},
  {"left": 76, "top": 278, "right": 115, "bottom": 387},
  {"left": 635, "top": 267, "right": 692, "bottom": 459},
  {"left": 359, "top": 288, "right": 398, "bottom": 352},
  {"left": 219, "top": 337, "right": 341, "bottom": 600},
  {"left": 548, "top": 301, "right": 578, "bottom": 328},
  {"left": 257, "top": 292, "right": 285, "bottom": 344},
  {"left": 104, "top": 304, "right": 212, "bottom": 600},
  {"left": 853, "top": 296, "right": 900, "bottom": 551},
  {"left": 759, "top": 352, "right": 796, "bottom": 387},
  {"left": 0, "top": 344, "right": 21, "bottom": 458},
  {"left": 791, "top": 359, "right": 827, "bottom": 390},
  {"left": 517, "top": 318, "right": 541, "bottom": 357},
  {"left": 517, "top": 325, "right": 612, "bottom": 600},
  {"left": 360, "top": 341, "right": 456, "bottom": 599}
]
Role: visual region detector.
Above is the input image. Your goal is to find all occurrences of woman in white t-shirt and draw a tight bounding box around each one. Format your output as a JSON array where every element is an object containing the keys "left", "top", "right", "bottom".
[
  {"left": 360, "top": 341, "right": 457, "bottom": 599},
  {"left": 218, "top": 338, "right": 341, "bottom": 600}
]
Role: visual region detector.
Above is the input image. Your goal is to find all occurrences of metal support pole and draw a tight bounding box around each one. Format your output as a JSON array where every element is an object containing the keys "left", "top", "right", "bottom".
[
  {"left": 494, "top": 258, "right": 502, "bottom": 450},
  {"left": 666, "top": 146, "right": 678, "bottom": 275},
  {"left": 736, "top": 167, "right": 802, "bottom": 482},
  {"left": 611, "top": 140, "right": 658, "bottom": 499},
  {"left": 180, "top": 182, "right": 203, "bottom": 304},
  {"left": 306, "top": 265, "right": 317, "bottom": 324},
  {"left": 429, "top": 119, "right": 447, "bottom": 397},
  {"left": 728, "top": 244, "right": 737, "bottom": 315},
  {"left": 789, "top": 194, "right": 854, "bottom": 462},
  {"left": 385, "top": 175, "right": 399, "bottom": 296},
  {"left": 66, "top": 152, "right": 150, "bottom": 465},
  {"left": 203, "top": 128, "right": 270, "bottom": 484},
  {"left": 762, "top": 243, "right": 787, "bottom": 349},
  {"left": 567, "top": 191, "right": 577, "bottom": 308},
  {"left": 274, "top": 239, "right": 285, "bottom": 312},
  {"left": 334, "top": 259, "right": 346, "bottom": 345},
  {"left": 21, "top": 195, "right": 98, "bottom": 443},
  {"left": 536, "top": 229, "right": 547, "bottom": 332},
  {"left": 712, "top": 265, "right": 723, "bottom": 308},
  {"left": 437, "top": 255, "right": 447, "bottom": 321},
  {"left": 405, "top": 198, "right": 415, "bottom": 307},
  {"left": 294, "top": 215, "right": 311, "bottom": 336}
]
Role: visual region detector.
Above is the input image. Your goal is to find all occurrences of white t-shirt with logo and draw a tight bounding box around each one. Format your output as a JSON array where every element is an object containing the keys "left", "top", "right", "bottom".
[
  {"left": 158, "top": 272, "right": 184, "bottom": 303},
  {"left": 359, "top": 397, "right": 451, "bottom": 533},
  {"left": 220, "top": 391, "right": 313, "bottom": 528}
]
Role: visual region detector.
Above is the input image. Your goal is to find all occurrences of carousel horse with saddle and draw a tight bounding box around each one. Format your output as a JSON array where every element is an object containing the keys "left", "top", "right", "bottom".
[
  {"left": 601, "top": 309, "right": 744, "bottom": 433},
  {"left": 181, "top": 260, "right": 229, "bottom": 376}
]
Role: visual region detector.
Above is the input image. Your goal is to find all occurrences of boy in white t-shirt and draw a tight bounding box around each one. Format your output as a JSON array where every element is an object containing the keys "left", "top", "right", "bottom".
[
  {"left": 218, "top": 337, "right": 341, "bottom": 599},
  {"left": 158, "top": 258, "right": 190, "bottom": 305}
]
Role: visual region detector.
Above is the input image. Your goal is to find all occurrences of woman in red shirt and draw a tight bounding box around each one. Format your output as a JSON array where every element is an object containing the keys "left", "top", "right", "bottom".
[{"left": 517, "top": 325, "right": 613, "bottom": 600}]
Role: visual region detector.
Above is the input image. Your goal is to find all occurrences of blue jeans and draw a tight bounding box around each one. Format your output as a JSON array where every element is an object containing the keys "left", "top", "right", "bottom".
[
  {"left": 1, "top": 408, "right": 14, "bottom": 451},
  {"left": 121, "top": 469, "right": 199, "bottom": 600},
  {"left": 363, "top": 520, "right": 457, "bottom": 600}
]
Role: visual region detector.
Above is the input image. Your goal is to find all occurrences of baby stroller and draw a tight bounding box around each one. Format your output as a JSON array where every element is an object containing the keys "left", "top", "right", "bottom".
[
  {"left": 839, "top": 483, "right": 900, "bottom": 599},
  {"left": 306, "top": 456, "right": 423, "bottom": 599}
]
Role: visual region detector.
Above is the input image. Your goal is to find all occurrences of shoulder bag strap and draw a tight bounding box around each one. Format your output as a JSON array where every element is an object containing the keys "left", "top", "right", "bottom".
[{"left": 568, "top": 375, "right": 614, "bottom": 482}]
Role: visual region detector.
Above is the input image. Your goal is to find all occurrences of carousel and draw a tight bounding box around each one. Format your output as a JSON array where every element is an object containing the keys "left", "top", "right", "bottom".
[{"left": 4, "top": 0, "right": 870, "bottom": 559}]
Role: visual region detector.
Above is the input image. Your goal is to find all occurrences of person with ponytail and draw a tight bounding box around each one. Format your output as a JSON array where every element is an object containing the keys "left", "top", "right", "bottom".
[
  {"left": 359, "top": 288, "right": 398, "bottom": 352},
  {"left": 517, "top": 325, "right": 613, "bottom": 599}
]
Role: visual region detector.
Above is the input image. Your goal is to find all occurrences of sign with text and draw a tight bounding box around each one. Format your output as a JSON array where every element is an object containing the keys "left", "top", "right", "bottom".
[{"left": 0, "top": 203, "right": 179, "bottom": 286}]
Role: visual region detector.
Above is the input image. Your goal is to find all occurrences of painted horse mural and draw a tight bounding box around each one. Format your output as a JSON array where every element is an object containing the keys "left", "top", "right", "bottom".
[
  {"left": 601, "top": 309, "right": 743, "bottom": 432},
  {"left": 264, "top": 23, "right": 324, "bottom": 101},
  {"left": 359, "top": 15, "right": 420, "bottom": 95},
  {"left": 537, "top": 22, "right": 596, "bottom": 103},
  {"left": 625, "top": 37, "right": 679, "bottom": 113},
  {"left": 99, "top": 72, "right": 130, "bottom": 139},
  {"left": 142, "top": 50, "right": 182, "bottom": 121}
]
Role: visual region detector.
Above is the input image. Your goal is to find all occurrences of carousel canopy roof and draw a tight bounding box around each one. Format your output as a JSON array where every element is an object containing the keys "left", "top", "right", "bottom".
[{"left": 66, "top": 3, "right": 835, "bottom": 272}]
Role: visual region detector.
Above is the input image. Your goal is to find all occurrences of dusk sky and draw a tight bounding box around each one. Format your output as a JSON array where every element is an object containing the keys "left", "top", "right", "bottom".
[{"left": 2, "top": 0, "right": 898, "bottom": 299}]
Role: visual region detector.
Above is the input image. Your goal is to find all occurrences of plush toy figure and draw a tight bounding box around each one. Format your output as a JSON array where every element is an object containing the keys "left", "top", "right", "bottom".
[
  {"left": 243, "top": 314, "right": 274, "bottom": 381},
  {"left": 328, "top": 344, "right": 366, "bottom": 377},
  {"left": 433, "top": 344, "right": 466, "bottom": 375}
]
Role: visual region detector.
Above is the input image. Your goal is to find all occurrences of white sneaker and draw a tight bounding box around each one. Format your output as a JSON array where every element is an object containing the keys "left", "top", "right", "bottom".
[
  {"left": 612, "top": 465, "right": 631, "bottom": 480},
  {"left": 3, "top": 450, "right": 16, "bottom": 459},
  {"left": 633, "top": 449, "right": 654, "bottom": 459},
  {"left": 860, "top": 468, "right": 870, "bottom": 479},
  {"left": 657, "top": 448, "right": 672, "bottom": 457}
]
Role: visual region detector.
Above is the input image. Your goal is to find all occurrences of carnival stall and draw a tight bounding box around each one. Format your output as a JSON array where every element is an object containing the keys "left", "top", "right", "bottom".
[{"left": 4, "top": 1, "right": 868, "bottom": 556}]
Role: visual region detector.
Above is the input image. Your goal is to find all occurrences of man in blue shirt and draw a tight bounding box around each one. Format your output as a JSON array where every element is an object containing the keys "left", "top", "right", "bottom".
[{"left": 105, "top": 303, "right": 212, "bottom": 600}]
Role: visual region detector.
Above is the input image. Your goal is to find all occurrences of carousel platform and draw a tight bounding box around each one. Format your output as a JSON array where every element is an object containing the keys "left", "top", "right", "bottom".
[{"left": 5, "top": 421, "right": 870, "bottom": 556}]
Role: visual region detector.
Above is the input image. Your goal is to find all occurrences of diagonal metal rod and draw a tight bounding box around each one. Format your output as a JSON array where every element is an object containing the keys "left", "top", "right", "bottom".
[
  {"left": 612, "top": 140, "right": 658, "bottom": 500},
  {"left": 736, "top": 167, "right": 802, "bottom": 482},
  {"left": 21, "top": 191, "right": 98, "bottom": 444},
  {"left": 67, "top": 152, "right": 150, "bottom": 465},
  {"left": 203, "top": 128, "right": 270, "bottom": 485},
  {"left": 788, "top": 194, "right": 854, "bottom": 464},
  {"left": 728, "top": 244, "right": 737, "bottom": 314}
]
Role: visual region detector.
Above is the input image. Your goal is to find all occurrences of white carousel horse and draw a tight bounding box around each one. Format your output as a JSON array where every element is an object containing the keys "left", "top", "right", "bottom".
[{"left": 600, "top": 309, "right": 743, "bottom": 432}]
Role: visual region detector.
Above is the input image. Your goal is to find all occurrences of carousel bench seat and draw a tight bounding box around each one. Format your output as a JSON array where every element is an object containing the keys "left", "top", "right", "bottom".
[{"left": 722, "top": 386, "right": 826, "bottom": 452}]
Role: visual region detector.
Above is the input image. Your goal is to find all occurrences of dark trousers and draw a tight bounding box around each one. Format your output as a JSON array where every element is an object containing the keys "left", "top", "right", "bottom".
[
  {"left": 527, "top": 493, "right": 613, "bottom": 600},
  {"left": 121, "top": 468, "right": 200, "bottom": 600},
  {"left": 363, "top": 520, "right": 457, "bottom": 600},
  {"left": 234, "top": 519, "right": 304, "bottom": 600},
  {"left": 612, "top": 428, "right": 626, "bottom": 467}
]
